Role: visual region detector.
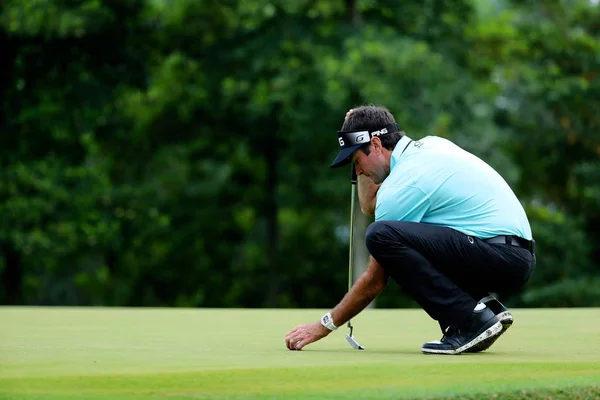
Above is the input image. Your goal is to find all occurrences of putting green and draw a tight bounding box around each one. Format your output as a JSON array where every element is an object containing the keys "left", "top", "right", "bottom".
[{"left": 1, "top": 307, "right": 599, "bottom": 399}]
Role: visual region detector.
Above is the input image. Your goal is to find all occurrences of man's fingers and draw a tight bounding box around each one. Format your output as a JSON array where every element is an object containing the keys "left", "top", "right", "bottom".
[
  {"left": 286, "top": 335, "right": 306, "bottom": 351},
  {"left": 287, "top": 337, "right": 298, "bottom": 350},
  {"left": 285, "top": 323, "right": 321, "bottom": 351},
  {"left": 285, "top": 331, "right": 302, "bottom": 351},
  {"left": 285, "top": 327, "right": 298, "bottom": 342}
]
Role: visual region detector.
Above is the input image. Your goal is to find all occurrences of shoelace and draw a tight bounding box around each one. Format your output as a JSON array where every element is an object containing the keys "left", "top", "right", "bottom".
[{"left": 442, "top": 327, "right": 457, "bottom": 342}]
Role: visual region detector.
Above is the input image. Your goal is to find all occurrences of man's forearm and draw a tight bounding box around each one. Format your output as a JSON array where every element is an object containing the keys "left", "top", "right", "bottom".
[{"left": 330, "top": 256, "right": 387, "bottom": 327}]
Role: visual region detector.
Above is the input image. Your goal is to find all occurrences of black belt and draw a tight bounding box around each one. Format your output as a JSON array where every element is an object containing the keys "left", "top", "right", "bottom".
[{"left": 484, "top": 235, "right": 535, "bottom": 254}]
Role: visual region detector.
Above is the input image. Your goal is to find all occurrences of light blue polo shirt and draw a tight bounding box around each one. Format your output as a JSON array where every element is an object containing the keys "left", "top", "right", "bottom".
[{"left": 375, "top": 135, "right": 533, "bottom": 240}]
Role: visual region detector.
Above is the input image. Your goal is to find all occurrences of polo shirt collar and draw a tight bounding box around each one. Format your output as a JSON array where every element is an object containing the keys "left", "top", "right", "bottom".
[{"left": 390, "top": 135, "right": 413, "bottom": 170}]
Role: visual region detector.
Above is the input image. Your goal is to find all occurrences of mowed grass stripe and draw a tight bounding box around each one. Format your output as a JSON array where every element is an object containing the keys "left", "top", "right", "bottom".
[
  {"left": 0, "top": 363, "right": 598, "bottom": 400},
  {"left": 1, "top": 307, "right": 599, "bottom": 399},
  {"left": 2, "top": 362, "right": 598, "bottom": 397}
]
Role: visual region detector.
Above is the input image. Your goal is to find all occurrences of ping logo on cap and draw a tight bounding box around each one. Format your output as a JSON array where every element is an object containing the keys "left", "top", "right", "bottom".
[
  {"left": 336, "top": 123, "right": 399, "bottom": 149},
  {"left": 371, "top": 128, "right": 388, "bottom": 136},
  {"left": 330, "top": 123, "right": 401, "bottom": 168}
]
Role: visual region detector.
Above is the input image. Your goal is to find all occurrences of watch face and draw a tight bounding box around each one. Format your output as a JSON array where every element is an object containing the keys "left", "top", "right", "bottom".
[{"left": 323, "top": 315, "right": 330, "bottom": 324}]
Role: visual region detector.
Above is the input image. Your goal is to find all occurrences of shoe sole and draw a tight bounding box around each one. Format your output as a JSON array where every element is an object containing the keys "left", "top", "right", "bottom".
[
  {"left": 464, "top": 311, "right": 514, "bottom": 353},
  {"left": 421, "top": 320, "right": 503, "bottom": 355}
]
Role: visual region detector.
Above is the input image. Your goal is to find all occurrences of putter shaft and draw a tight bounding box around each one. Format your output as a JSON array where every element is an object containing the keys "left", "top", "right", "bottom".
[{"left": 346, "top": 168, "right": 364, "bottom": 350}]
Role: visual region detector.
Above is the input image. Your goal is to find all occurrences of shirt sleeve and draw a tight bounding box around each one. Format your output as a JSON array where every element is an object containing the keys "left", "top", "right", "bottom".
[{"left": 375, "top": 184, "right": 430, "bottom": 222}]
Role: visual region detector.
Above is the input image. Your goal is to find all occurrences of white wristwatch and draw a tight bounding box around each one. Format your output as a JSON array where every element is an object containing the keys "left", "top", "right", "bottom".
[{"left": 321, "top": 312, "right": 338, "bottom": 331}]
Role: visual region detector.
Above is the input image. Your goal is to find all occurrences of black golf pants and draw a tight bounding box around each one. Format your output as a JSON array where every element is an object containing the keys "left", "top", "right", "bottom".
[{"left": 365, "top": 221, "right": 536, "bottom": 332}]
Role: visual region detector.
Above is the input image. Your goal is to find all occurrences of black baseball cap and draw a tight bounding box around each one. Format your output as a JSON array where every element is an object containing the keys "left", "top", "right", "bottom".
[{"left": 330, "top": 123, "right": 400, "bottom": 168}]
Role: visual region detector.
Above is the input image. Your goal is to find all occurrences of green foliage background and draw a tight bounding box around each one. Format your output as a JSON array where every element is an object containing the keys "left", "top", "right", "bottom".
[{"left": 1, "top": 0, "right": 599, "bottom": 308}]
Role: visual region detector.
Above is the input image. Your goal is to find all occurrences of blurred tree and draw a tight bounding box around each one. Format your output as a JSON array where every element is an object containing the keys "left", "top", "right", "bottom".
[
  {"left": 1, "top": 0, "right": 598, "bottom": 308},
  {"left": 0, "top": 0, "right": 156, "bottom": 304},
  {"left": 466, "top": 0, "right": 600, "bottom": 305}
]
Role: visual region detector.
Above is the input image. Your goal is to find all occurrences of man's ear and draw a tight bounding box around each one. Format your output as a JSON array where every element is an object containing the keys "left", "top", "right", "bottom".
[{"left": 370, "top": 137, "right": 383, "bottom": 154}]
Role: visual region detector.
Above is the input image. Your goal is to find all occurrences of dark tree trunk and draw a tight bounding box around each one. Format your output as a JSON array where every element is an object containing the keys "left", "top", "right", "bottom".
[
  {"left": 1, "top": 243, "right": 23, "bottom": 305},
  {"left": 265, "top": 137, "right": 279, "bottom": 307},
  {"left": 345, "top": 0, "right": 361, "bottom": 24}
]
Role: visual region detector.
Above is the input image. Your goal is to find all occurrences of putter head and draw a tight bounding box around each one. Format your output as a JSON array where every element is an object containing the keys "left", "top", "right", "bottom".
[{"left": 345, "top": 334, "right": 365, "bottom": 350}]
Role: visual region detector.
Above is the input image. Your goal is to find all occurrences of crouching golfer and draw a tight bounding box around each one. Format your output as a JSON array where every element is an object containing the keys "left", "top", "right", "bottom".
[{"left": 285, "top": 105, "right": 536, "bottom": 354}]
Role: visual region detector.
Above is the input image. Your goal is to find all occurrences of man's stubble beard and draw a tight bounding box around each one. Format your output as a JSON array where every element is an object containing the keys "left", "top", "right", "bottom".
[{"left": 371, "top": 163, "right": 391, "bottom": 185}]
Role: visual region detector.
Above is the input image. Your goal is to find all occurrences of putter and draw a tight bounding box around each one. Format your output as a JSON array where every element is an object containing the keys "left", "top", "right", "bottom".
[{"left": 345, "top": 165, "right": 365, "bottom": 350}]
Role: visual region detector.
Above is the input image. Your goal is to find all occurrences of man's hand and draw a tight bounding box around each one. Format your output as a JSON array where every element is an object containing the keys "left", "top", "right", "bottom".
[
  {"left": 357, "top": 174, "right": 380, "bottom": 216},
  {"left": 285, "top": 322, "right": 330, "bottom": 350},
  {"left": 284, "top": 257, "right": 387, "bottom": 351}
]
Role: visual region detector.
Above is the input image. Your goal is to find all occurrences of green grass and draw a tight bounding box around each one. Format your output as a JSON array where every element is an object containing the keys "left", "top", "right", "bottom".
[{"left": 1, "top": 307, "right": 599, "bottom": 399}]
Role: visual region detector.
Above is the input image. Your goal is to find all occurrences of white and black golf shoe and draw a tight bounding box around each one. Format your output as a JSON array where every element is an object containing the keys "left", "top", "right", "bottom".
[
  {"left": 421, "top": 306, "right": 502, "bottom": 355},
  {"left": 464, "top": 296, "right": 514, "bottom": 354}
]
